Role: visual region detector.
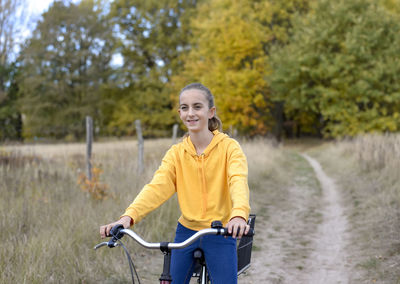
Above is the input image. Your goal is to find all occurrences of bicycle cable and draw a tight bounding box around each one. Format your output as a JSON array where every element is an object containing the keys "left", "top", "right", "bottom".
[{"left": 114, "top": 238, "right": 141, "bottom": 284}]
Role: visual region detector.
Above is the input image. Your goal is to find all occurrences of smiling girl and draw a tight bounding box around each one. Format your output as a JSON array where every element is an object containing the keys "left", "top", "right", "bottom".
[{"left": 100, "top": 83, "right": 250, "bottom": 283}]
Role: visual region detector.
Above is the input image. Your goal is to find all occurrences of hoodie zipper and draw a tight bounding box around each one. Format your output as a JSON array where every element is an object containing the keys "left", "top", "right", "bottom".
[{"left": 199, "top": 153, "right": 207, "bottom": 218}]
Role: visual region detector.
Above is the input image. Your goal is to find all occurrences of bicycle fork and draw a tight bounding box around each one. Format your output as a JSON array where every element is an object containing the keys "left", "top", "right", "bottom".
[
  {"left": 199, "top": 265, "right": 208, "bottom": 284},
  {"left": 194, "top": 249, "right": 209, "bottom": 284}
]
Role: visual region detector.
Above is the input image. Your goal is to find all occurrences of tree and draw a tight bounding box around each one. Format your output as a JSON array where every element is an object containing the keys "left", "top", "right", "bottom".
[
  {"left": 171, "top": 0, "right": 269, "bottom": 136},
  {"left": 269, "top": 0, "right": 400, "bottom": 137},
  {"left": 256, "top": 0, "right": 314, "bottom": 139},
  {"left": 105, "top": 0, "right": 198, "bottom": 137},
  {"left": 171, "top": 0, "right": 313, "bottom": 136},
  {"left": 0, "top": 63, "right": 22, "bottom": 140},
  {"left": 0, "top": 0, "right": 27, "bottom": 65},
  {"left": 17, "top": 0, "right": 114, "bottom": 139},
  {"left": 0, "top": 0, "right": 27, "bottom": 141},
  {"left": 380, "top": 0, "right": 400, "bottom": 15}
]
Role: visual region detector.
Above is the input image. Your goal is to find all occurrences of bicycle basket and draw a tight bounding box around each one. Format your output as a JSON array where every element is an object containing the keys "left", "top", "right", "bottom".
[{"left": 237, "top": 214, "right": 256, "bottom": 275}]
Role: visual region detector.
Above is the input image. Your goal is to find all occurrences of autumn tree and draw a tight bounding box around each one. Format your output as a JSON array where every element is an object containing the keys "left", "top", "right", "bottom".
[
  {"left": 17, "top": 0, "right": 114, "bottom": 139},
  {"left": 170, "top": 0, "right": 269, "bottom": 135},
  {"left": 105, "top": 0, "right": 198, "bottom": 137},
  {"left": 269, "top": 0, "right": 400, "bottom": 137},
  {"left": 171, "top": 0, "right": 313, "bottom": 136},
  {"left": 380, "top": 0, "right": 400, "bottom": 15}
]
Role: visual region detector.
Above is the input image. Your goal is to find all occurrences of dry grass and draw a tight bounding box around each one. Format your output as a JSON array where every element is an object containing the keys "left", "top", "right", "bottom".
[
  {"left": 4, "top": 135, "right": 399, "bottom": 283},
  {"left": 241, "top": 138, "right": 288, "bottom": 193},
  {"left": 0, "top": 137, "right": 289, "bottom": 283},
  {"left": 308, "top": 133, "right": 400, "bottom": 283},
  {"left": 0, "top": 138, "right": 178, "bottom": 283}
]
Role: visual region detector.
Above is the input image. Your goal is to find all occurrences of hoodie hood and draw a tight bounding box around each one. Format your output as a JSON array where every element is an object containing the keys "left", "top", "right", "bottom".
[{"left": 182, "top": 130, "right": 229, "bottom": 157}]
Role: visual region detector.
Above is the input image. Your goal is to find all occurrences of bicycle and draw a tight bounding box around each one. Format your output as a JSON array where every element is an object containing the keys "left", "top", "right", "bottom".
[{"left": 94, "top": 214, "right": 256, "bottom": 284}]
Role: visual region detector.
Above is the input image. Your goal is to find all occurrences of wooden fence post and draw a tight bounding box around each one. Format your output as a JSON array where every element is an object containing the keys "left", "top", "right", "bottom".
[
  {"left": 86, "top": 116, "right": 93, "bottom": 181},
  {"left": 135, "top": 119, "right": 144, "bottom": 174},
  {"left": 172, "top": 123, "right": 178, "bottom": 144}
]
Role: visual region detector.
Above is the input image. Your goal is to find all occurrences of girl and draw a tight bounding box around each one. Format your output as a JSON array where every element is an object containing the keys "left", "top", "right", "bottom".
[{"left": 100, "top": 83, "right": 250, "bottom": 283}]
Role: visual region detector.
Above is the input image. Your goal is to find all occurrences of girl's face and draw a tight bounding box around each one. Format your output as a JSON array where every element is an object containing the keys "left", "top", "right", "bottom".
[{"left": 178, "top": 89, "right": 216, "bottom": 134}]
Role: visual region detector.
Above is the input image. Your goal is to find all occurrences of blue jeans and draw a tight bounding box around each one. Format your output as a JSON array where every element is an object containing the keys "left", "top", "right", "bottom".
[{"left": 170, "top": 222, "right": 237, "bottom": 284}]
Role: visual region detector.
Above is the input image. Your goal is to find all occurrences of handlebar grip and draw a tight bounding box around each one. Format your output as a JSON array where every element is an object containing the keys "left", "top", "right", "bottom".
[
  {"left": 107, "top": 224, "right": 125, "bottom": 247},
  {"left": 110, "top": 224, "right": 124, "bottom": 238},
  {"left": 211, "top": 220, "right": 255, "bottom": 237},
  {"left": 222, "top": 227, "right": 255, "bottom": 237}
]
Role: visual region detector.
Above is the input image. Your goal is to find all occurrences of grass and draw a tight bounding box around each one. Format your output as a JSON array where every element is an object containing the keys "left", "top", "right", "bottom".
[
  {"left": 307, "top": 133, "right": 400, "bottom": 283},
  {"left": 2, "top": 134, "right": 399, "bottom": 283},
  {"left": 0, "top": 137, "right": 290, "bottom": 283},
  {"left": 0, "top": 139, "right": 178, "bottom": 283}
]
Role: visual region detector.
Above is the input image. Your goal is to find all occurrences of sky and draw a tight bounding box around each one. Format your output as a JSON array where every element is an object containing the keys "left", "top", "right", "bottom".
[{"left": 28, "top": 0, "right": 54, "bottom": 16}]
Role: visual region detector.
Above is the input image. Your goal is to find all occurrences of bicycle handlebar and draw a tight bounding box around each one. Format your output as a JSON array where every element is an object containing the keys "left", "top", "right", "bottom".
[{"left": 94, "top": 224, "right": 254, "bottom": 251}]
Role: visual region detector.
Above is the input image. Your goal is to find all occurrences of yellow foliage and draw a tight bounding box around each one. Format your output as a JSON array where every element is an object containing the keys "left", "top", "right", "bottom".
[
  {"left": 171, "top": 0, "right": 312, "bottom": 136},
  {"left": 171, "top": 0, "right": 271, "bottom": 135},
  {"left": 380, "top": 0, "right": 400, "bottom": 15}
]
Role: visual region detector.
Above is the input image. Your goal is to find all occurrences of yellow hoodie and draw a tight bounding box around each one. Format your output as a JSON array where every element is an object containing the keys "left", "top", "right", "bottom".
[{"left": 122, "top": 130, "right": 250, "bottom": 231}]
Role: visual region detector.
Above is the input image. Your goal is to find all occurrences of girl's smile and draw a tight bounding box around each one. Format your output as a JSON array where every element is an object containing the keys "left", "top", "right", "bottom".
[{"left": 187, "top": 119, "right": 199, "bottom": 125}]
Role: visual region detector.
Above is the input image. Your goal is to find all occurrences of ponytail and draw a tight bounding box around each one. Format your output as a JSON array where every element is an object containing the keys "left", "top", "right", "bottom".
[{"left": 209, "top": 116, "right": 222, "bottom": 132}]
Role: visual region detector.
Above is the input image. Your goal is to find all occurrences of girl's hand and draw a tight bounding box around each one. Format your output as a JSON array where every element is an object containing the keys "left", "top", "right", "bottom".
[
  {"left": 99, "top": 216, "right": 132, "bottom": 239},
  {"left": 227, "top": 217, "right": 250, "bottom": 239}
]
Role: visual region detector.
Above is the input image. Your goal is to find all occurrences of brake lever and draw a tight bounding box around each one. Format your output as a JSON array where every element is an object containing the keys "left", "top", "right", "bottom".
[
  {"left": 94, "top": 224, "right": 125, "bottom": 250},
  {"left": 94, "top": 242, "right": 109, "bottom": 250}
]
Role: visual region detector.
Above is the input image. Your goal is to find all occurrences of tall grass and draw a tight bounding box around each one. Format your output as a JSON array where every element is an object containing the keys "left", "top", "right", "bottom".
[
  {"left": 310, "top": 133, "right": 400, "bottom": 283},
  {"left": 242, "top": 138, "right": 288, "bottom": 189},
  {"left": 0, "top": 137, "right": 284, "bottom": 283},
  {"left": 0, "top": 139, "right": 178, "bottom": 283}
]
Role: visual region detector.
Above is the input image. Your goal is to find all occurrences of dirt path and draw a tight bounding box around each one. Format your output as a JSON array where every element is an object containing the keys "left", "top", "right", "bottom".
[
  {"left": 240, "top": 153, "right": 351, "bottom": 283},
  {"left": 302, "top": 154, "right": 350, "bottom": 284}
]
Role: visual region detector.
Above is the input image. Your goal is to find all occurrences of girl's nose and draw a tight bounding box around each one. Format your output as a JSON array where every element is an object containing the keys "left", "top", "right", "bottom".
[{"left": 188, "top": 107, "right": 195, "bottom": 115}]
